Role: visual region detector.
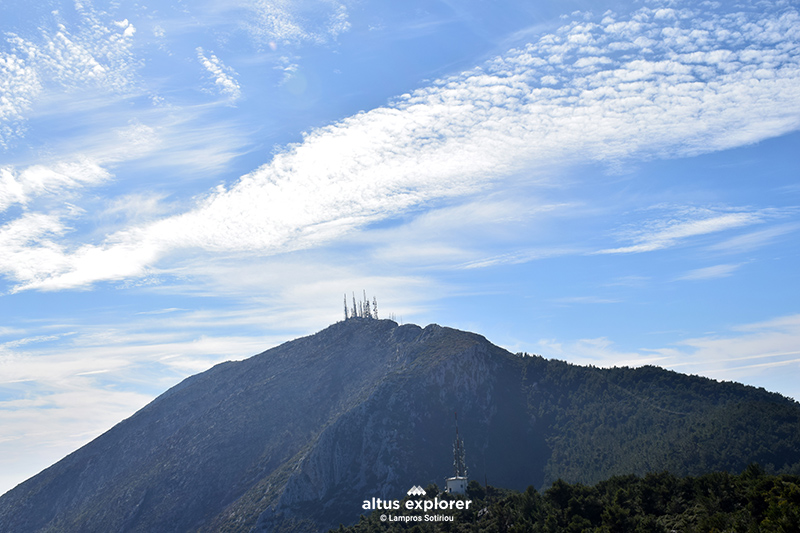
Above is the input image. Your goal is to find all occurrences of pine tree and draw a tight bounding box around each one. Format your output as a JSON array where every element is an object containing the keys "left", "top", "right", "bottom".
[
  {"left": 343, "top": 294, "right": 349, "bottom": 320},
  {"left": 372, "top": 297, "right": 378, "bottom": 319},
  {"left": 352, "top": 293, "right": 357, "bottom": 318}
]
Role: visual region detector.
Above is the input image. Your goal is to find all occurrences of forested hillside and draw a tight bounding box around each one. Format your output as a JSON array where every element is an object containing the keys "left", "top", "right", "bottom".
[{"left": 519, "top": 357, "right": 800, "bottom": 486}]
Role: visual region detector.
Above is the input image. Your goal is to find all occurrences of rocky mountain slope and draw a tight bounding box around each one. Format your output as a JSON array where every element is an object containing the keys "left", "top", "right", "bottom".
[{"left": 1, "top": 318, "right": 798, "bottom": 532}]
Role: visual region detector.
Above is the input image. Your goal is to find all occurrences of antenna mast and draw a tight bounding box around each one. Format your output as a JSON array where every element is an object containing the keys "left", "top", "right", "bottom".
[{"left": 453, "top": 411, "right": 467, "bottom": 478}]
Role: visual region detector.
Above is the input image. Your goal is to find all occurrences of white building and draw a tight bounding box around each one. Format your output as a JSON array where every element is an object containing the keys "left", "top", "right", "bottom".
[{"left": 445, "top": 476, "right": 467, "bottom": 495}]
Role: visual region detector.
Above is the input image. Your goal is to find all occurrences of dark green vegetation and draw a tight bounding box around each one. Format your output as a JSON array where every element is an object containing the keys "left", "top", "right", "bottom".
[
  {"left": 335, "top": 466, "right": 800, "bottom": 533},
  {"left": 0, "top": 319, "right": 798, "bottom": 532},
  {"left": 521, "top": 357, "right": 800, "bottom": 485}
]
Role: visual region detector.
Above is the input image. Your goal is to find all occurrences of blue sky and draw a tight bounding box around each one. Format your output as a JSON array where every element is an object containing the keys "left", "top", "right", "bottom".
[{"left": 1, "top": 0, "right": 799, "bottom": 495}]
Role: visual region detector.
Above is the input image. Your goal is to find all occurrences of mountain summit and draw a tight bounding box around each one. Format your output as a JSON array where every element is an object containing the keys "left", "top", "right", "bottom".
[{"left": 1, "top": 319, "right": 799, "bottom": 532}]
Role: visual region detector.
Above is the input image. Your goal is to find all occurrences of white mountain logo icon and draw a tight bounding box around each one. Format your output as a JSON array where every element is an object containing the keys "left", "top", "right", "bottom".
[{"left": 407, "top": 485, "right": 427, "bottom": 496}]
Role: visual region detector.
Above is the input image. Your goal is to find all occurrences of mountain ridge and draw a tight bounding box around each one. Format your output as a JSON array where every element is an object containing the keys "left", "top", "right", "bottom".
[{"left": 1, "top": 318, "right": 798, "bottom": 533}]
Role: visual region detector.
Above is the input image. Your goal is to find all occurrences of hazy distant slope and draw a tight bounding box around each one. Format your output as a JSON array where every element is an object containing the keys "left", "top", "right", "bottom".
[{"left": 1, "top": 319, "right": 798, "bottom": 533}]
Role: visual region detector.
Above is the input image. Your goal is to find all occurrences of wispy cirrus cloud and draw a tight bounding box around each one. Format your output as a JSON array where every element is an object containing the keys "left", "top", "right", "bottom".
[
  {"left": 0, "top": 159, "right": 110, "bottom": 212},
  {"left": 552, "top": 295, "right": 621, "bottom": 304},
  {"left": 676, "top": 262, "right": 744, "bottom": 281},
  {"left": 460, "top": 247, "right": 579, "bottom": 270},
  {"left": 709, "top": 223, "right": 800, "bottom": 254},
  {"left": 658, "top": 314, "right": 800, "bottom": 399},
  {"left": 2, "top": 1, "right": 800, "bottom": 292},
  {"left": 596, "top": 206, "right": 780, "bottom": 255}
]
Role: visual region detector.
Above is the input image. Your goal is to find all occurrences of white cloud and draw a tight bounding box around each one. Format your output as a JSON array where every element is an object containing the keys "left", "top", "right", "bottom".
[
  {"left": 18, "top": 13, "right": 136, "bottom": 92},
  {"left": 3, "top": 1, "right": 800, "bottom": 291},
  {"left": 709, "top": 223, "right": 800, "bottom": 253},
  {"left": 99, "top": 192, "right": 173, "bottom": 225},
  {"left": 275, "top": 56, "right": 301, "bottom": 85},
  {"left": 0, "top": 213, "right": 73, "bottom": 285},
  {"left": 197, "top": 48, "right": 242, "bottom": 102},
  {"left": 244, "top": 0, "right": 352, "bottom": 45},
  {"left": 0, "top": 159, "right": 111, "bottom": 212},
  {"left": 0, "top": 3, "right": 139, "bottom": 146},
  {"left": 596, "top": 206, "right": 778, "bottom": 254},
  {"left": 28, "top": 104, "right": 253, "bottom": 176},
  {"left": 676, "top": 262, "right": 743, "bottom": 280},
  {"left": 0, "top": 50, "right": 39, "bottom": 148},
  {"left": 460, "top": 247, "right": 579, "bottom": 270},
  {"left": 113, "top": 19, "right": 137, "bottom": 39}
]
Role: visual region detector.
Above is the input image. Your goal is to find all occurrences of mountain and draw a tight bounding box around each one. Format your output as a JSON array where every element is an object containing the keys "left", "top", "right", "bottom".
[{"left": 1, "top": 318, "right": 799, "bottom": 532}]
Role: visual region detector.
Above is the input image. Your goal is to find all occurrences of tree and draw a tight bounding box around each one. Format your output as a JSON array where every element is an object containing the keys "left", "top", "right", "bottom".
[{"left": 373, "top": 297, "right": 378, "bottom": 319}]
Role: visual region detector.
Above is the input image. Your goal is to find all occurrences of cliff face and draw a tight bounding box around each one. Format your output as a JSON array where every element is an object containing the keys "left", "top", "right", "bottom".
[
  {"left": 251, "top": 334, "right": 547, "bottom": 532},
  {"left": 1, "top": 318, "right": 799, "bottom": 533}
]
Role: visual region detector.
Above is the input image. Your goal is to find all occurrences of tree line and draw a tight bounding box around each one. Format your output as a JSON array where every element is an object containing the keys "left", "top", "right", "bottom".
[{"left": 333, "top": 465, "right": 800, "bottom": 532}]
